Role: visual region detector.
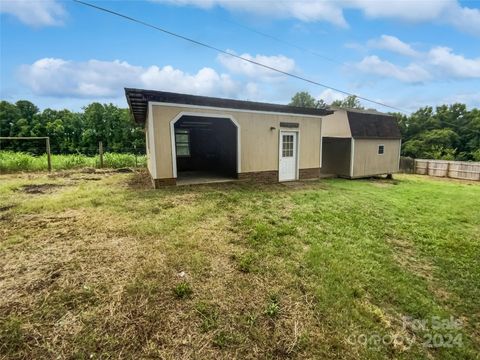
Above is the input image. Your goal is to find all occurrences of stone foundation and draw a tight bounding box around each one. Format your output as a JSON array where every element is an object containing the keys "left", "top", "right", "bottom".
[
  {"left": 299, "top": 167, "right": 321, "bottom": 180},
  {"left": 151, "top": 168, "right": 321, "bottom": 187}
]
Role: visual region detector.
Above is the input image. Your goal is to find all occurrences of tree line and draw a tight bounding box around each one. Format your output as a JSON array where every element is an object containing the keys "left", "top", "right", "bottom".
[
  {"left": 0, "top": 100, "right": 145, "bottom": 155},
  {"left": 289, "top": 92, "right": 480, "bottom": 161},
  {"left": 1, "top": 95, "right": 479, "bottom": 161}
]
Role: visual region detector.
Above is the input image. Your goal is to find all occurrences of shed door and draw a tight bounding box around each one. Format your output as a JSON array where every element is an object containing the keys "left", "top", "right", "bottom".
[{"left": 279, "top": 131, "right": 298, "bottom": 181}]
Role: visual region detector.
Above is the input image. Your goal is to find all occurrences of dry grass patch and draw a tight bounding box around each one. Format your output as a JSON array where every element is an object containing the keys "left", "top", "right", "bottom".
[{"left": 0, "top": 171, "right": 479, "bottom": 359}]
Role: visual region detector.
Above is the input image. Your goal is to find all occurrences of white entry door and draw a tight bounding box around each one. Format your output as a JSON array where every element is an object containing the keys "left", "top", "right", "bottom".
[{"left": 279, "top": 131, "right": 298, "bottom": 181}]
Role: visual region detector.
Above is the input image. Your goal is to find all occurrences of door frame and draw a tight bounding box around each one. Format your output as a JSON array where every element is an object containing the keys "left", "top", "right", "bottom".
[
  {"left": 169, "top": 111, "right": 240, "bottom": 178},
  {"left": 278, "top": 129, "right": 300, "bottom": 182}
]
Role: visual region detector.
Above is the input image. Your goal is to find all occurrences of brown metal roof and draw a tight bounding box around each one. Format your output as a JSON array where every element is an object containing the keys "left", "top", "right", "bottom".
[
  {"left": 346, "top": 110, "right": 401, "bottom": 139},
  {"left": 125, "top": 88, "right": 333, "bottom": 123}
]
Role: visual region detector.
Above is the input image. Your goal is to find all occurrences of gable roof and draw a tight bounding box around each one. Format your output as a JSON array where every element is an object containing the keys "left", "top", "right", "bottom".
[
  {"left": 346, "top": 110, "right": 401, "bottom": 139},
  {"left": 125, "top": 88, "right": 333, "bottom": 123}
]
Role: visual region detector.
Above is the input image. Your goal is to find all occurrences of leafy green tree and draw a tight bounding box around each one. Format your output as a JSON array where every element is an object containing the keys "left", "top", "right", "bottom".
[
  {"left": 0, "top": 101, "right": 20, "bottom": 137},
  {"left": 2, "top": 96, "right": 479, "bottom": 161},
  {"left": 472, "top": 149, "right": 480, "bottom": 161},
  {"left": 403, "top": 128, "right": 459, "bottom": 159},
  {"left": 15, "top": 100, "right": 39, "bottom": 122},
  {"left": 0, "top": 100, "right": 145, "bottom": 156},
  {"left": 289, "top": 91, "right": 329, "bottom": 109},
  {"left": 397, "top": 104, "right": 479, "bottom": 160},
  {"left": 289, "top": 91, "right": 319, "bottom": 108},
  {"left": 331, "top": 95, "right": 364, "bottom": 110}
]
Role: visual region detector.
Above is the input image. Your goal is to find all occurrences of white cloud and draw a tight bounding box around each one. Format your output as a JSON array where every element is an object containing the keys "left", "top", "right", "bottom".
[
  {"left": 140, "top": 65, "right": 237, "bottom": 95},
  {"left": 355, "top": 40, "right": 480, "bottom": 83},
  {"left": 443, "top": 2, "right": 480, "bottom": 35},
  {"left": 442, "top": 92, "right": 480, "bottom": 108},
  {"left": 427, "top": 47, "right": 480, "bottom": 79},
  {"left": 158, "top": 0, "right": 480, "bottom": 34},
  {"left": 19, "top": 58, "right": 239, "bottom": 98},
  {"left": 317, "top": 89, "right": 345, "bottom": 104},
  {"left": 0, "top": 0, "right": 66, "bottom": 27},
  {"left": 217, "top": 50, "right": 296, "bottom": 80},
  {"left": 367, "top": 35, "right": 419, "bottom": 57},
  {"left": 158, "top": 0, "right": 347, "bottom": 27},
  {"left": 356, "top": 55, "right": 431, "bottom": 83},
  {"left": 349, "top": 0, "right": 450, "bottom": 22}
]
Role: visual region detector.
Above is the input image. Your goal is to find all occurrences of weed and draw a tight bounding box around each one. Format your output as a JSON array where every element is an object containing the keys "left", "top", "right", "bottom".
[
  {"left": 212, "top": 331, "right": 235, "bottom": 348},
  {"left": 235, "top": 252, "right": 257, "bottom": 273},
  {"left": 265, "top": 294, "right": 280, "bottom": 318},
  {"left": 243, "top": 312, "right": 258, "bottom": 327},
  {"left": 0, "top": 316, "right": 23, "bottom": 354},
  {"left": 0, "top": 150, "right": 146, "bottom": 172},
  {"left": 173, "top": 281, "right": 193, "bottom": 299},
  {"left": 195, "top": 302, "right": 219, "bottom": 332}
]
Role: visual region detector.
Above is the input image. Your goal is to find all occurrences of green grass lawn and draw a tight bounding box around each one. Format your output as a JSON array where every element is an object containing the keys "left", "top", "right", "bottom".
[{"left": 0, "top": 171, "right": 479, "bottom": 359}]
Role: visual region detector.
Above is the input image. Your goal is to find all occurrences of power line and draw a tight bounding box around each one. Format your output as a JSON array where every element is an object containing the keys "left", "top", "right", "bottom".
[
  {"left": 217, "top": 17, "right": 344, "bottom": 66},
  {"left": 73, "top": 0, "right": 407, "bottom": 113}
]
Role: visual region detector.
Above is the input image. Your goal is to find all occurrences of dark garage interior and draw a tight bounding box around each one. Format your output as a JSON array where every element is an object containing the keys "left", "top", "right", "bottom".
[
  {"left": 321, "top": 137, "right": 351, "bottom": 178},
  {"left": 174, "top": 115, "right": 238, "bottom": 185}
]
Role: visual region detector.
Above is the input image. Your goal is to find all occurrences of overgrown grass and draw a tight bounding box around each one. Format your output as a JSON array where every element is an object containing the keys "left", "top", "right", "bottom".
[
  {"left": 0, "top": 172, "right": 479, "bottom": 359},
  {"left": 0, "top": 150, "right": 146, "bottom": 172}
]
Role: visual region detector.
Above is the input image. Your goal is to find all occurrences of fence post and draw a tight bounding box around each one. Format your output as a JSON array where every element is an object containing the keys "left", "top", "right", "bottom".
[
  {"left": 445, "top": 161, "right": 450, "bottom": 178},
  {"left": 99, "top": 141, "right": 104, "bottom": 168},
  {"left": 46, "top": 137, "right": 51, "bottom": 172}
]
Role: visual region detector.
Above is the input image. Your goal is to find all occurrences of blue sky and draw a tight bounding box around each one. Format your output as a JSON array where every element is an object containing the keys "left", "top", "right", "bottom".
[{"left": 1, "top": 0, "right": 479, "bottom": 113}]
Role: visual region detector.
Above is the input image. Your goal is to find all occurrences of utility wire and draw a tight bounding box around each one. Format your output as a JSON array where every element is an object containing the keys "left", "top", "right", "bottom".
[
  {"left": 170, "top": 0, "right": 350, "bottom": 66},
  {"left": 73, "top": 0, "right": 407, "bottom": 113},
  {"left": 218, "top": 17, "right": 344, "bottom": 66}
]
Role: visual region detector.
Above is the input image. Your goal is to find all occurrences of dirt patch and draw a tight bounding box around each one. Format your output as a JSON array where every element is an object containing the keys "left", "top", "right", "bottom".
[
  {"left": 281, "top": 180, "right": 329, "bottom": 190},
  {"left": 126, "top": 170, "right": 152, "bottom": 190},
  {"left": 17, "top": 184, "right": 66, "bottom": 194},
  {"left": 70, "top": 176, "right": 102, "bottom": 181},
  {"left": 388, "top": 237, "right": 434, "bottom": 281},
  {"left": 115, "top": 168, "right": 133, "bottom": 173},
  {"left": 0, "top": 204, "right": 15, "bottom": 212}
]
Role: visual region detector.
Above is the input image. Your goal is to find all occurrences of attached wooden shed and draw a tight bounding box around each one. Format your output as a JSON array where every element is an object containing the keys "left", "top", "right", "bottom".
[
  {"left": 125, "top": 88, "right": 333, "bottom": 187},
  {"left": 321, "top": 108, "right": 402, "bottom": 178}
]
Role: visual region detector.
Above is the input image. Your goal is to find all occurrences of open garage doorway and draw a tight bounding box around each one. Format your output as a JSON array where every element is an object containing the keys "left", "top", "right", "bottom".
[{"left": 171, "top": 114, "right": 239, "bottom": 185}]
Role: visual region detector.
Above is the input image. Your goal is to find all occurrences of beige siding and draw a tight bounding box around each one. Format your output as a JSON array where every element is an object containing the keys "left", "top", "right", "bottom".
[
  {"left": 352, "top": 139, "right": 401, "bottom": 177},
  {"left": 150, "top": 104, "right": 322, "bottom": 179},
  {"left": 322, "top": 109, "right": 351, "bottom": 138},
  {"left": 145, "top": 121, "right": 151, "bottom": 173},
  {"left": 145, "top": 108, "right": 155, "bottom": 177}
]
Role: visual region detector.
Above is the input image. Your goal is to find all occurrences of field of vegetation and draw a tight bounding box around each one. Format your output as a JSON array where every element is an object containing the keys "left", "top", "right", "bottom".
[
  {"left": 0, "top": 171, "right": 479, "bottom": 359},
  {"left": 0, "top": 151, "right": 146, "bottom": 172}
]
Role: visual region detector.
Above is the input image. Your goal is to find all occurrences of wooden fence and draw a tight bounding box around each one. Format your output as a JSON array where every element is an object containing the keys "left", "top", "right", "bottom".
[{"left": 400, "top": 157, "right": 480, "bottom": 181}]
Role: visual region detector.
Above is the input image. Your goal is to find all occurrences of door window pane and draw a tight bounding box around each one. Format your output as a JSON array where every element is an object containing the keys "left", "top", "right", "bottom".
[{"left": 282, "top": 134, "right": 294, "bottom": 157}]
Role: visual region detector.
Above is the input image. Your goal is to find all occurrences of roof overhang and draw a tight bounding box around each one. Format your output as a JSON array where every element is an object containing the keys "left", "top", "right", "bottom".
[{"left": 125, "top": 88, "right": 333, "bottom": 124}]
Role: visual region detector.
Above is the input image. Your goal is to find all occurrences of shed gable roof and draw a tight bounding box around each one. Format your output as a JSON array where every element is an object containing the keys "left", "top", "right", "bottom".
[
  {"left": 125, "top": 88, "right": 333, "bottom": 123},
  {"left": 346, "top": 110, "right": 401, "bottom": 139}
]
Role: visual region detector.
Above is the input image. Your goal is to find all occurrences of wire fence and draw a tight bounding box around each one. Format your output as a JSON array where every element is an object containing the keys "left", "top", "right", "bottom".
[{"left": 0, "top": 141, "right": 147, "bottom": 173}]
